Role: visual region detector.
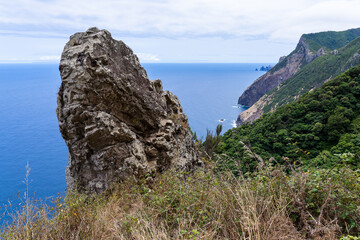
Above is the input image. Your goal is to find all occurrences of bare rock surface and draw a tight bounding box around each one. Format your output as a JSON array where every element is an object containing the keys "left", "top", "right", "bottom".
[
  {"left": 57, "top": 27, "right": 201, "bottom": 193},
  {"left": 236, "top": 94, "right": 270, "bottom": 125},
  {"left": 237, "top": 36, "right": 319, "bottom": 107}
]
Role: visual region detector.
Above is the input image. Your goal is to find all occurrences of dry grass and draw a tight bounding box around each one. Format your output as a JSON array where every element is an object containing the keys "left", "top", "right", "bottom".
[{"left": 1, "top": 163, "right": 359, "bottom": 240}]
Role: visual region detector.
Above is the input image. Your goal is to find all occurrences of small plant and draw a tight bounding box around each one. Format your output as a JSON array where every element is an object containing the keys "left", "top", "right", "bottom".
[
  {"left": 340, "top": 236, "right": 360, "bottom": 240},
  {"left": 203, "top": 124, "right": 222, "bottom": 158},
  {"left": 1, "top": 161, "right": 360, "bottom": 239}
]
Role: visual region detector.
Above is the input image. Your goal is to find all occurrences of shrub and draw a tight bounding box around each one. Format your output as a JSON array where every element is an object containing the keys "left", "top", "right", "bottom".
[{"left": 1, "top": 163, "right": 359, "bottom": 239}]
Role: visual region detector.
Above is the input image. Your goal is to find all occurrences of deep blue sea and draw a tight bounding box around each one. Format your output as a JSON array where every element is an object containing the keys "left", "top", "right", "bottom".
[{"left": 0, "top": 63, "right": 266, "bottom": 218}]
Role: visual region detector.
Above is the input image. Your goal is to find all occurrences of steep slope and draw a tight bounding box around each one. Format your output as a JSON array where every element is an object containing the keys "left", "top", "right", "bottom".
[
  {"left": 57, "top": 28, "right": 201, "bottom": 193},
  {"left": 238, "top": 28, "right": 360, "bottom": 107},
  {"left": 237, "top": 37, "right": 322, "bottom": 107},
  {"left": 304, "top": 28, "right": 360, "bottom": 52},
  {"left": 219, "top": 66, "right": 360, "bottom": 173},
  {"left": 263, "top": 37, "right": 360, "bottom": 113},
  {"left": 237, "top": 32, "right": 360, "bottom": 125}
]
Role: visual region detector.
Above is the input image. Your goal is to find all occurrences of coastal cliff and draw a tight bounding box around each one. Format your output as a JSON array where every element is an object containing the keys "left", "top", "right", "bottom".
[
  {"left": 56, "top": 28, "right": 201, "bottom": 193},
  {"left": 237, "top": 28, "right": 360, "bottom": 126},
  {"left": 237, "top": 36, "right": 323, "bottom": 107}
]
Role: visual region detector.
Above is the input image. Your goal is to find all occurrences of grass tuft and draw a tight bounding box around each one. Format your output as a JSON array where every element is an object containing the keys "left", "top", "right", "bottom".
[{"left": 1, "top": 162, "right": 359, "bottom": 239}]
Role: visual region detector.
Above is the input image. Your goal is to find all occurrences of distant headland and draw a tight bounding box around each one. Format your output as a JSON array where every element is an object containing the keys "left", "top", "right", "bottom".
[{"left": 255, "top": 65, "right": 272, "bottom": 71}]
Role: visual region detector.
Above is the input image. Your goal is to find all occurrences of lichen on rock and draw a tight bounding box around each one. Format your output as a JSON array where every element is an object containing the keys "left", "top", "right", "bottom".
[{"left": 56, "top": 27, "right": 202, "bottom": 193}]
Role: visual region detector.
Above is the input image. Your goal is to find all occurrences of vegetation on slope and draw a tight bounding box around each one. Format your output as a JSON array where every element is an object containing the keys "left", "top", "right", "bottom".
[
  {"left": 263, "top": 37, "right": 360, "bottom": 113},
  {"left": 303, "top": 27, "right": 360, "bottom": 53},
  {"left": 1, "top": 163, "right": 360, "bottom": 239},
  {"left": 219, "top": 66, "right": 360, "bottom": 173},
  {"left": 268, "top": 28, "right": 360, "bottom": 75}
]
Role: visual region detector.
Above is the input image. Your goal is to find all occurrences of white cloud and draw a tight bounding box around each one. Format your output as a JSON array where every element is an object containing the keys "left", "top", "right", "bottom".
[
  {"left": 136, "top": 53, "right": 160, "bottom": 62},
  {"left": 0, "top": 35, "right": 66, "bottom": 62},
  {"left": 0, "top": 0, "right": 359, "bottom": 62},
  {"left": 39, "top": 55, "right": 61, "bottom": 61},
  {"left": 1, "top": 0, "right": 359, "bottom": 41}
]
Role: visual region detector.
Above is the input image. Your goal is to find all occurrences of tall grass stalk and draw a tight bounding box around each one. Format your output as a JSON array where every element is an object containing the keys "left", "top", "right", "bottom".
[{"left": 1, "top": 163, "right": 359, "bottom": 239}]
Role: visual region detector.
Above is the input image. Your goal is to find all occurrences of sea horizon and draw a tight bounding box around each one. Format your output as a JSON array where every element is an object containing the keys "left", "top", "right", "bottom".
[{"left": 0, "top": 62, "right": 270, "bottom": 219}]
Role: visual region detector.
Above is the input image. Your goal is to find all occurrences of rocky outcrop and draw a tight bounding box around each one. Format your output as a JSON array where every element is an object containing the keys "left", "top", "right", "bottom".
[
  {"left": 236, "top": 95, "right": 271, "bottom": 125},
  {"left": 279, "top": 56, "right": 286, "bottom": 62},
  {"left": 57, "top": 28, "right": 202, "bottom": 193},
  {"left": 343, "top": 52, "right": 360, "bottom": 71},
  {"left": 238, "top": 36, "right": 322, "bottom": 107}
]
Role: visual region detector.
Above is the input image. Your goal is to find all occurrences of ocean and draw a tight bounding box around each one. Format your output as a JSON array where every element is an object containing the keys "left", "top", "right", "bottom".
[{"left": 0, "top": 63, "right": 266, "bottom": 216}]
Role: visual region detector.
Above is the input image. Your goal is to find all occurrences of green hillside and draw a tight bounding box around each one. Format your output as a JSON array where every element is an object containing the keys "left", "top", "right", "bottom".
[
  {"left": 304, "top": 27, "right": 360, "bottom": 52},
  {"left": 218, "top": 66, "right": 360, "bottom": 173},
  {"left": 263, "top": 36, "right": 360, "bottom": 113},
  {"left": 268, "top": 28, "right": 360, "bottom": 75}
]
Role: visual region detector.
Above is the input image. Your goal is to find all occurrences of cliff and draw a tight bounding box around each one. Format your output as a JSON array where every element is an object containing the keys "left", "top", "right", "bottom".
[
  {"left": 237, "top": 36, "right": 324, "bottom": 107},
  {"left": 56, "top": 28, "right": 202, "bottom": 193},
  {"left": 237, "top": 28, "right": 360, "bottom": 125}
]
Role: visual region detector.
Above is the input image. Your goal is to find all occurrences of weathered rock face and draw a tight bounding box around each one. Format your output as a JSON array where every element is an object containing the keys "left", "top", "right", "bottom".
[
  {"left": 236, "top": 94, "right": 270, "bottom": 125},
  {"left": 238, "top": 36, "right": 320, "bottom": 107},
  {"left": 237, "top": 28, "right": 360, "bottom": 126},
  {"left": 57, "top": 27, "right": 201, "bottom": 193},
  {"left": 236, "top": 35, "right": 329, "bottom": 126}
]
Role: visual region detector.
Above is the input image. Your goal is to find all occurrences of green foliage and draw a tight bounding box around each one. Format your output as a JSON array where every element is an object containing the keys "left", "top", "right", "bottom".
[
  {"left": 264, "top": 36, "right": 360, "bottom": 113},
  {"left": 203, "top": 124, "right": 223, "bottom": 158},
  {"left": 219, "top": 66, "right": 360, "bottom": 172},
  {"left": 340, "top": 236, "right": 360, "bottom": 240},
  {"left": 299, "top": 167, "right": 360, "bottom": 234},
  {"left": 303, "top": 28, "right": 360, "bottom": 53},
  {"left": 268, "top": 28, "right": 360, "bottom": 75},
  {"left": 2, "top": 164, "right": 360, "bottom": 239}
]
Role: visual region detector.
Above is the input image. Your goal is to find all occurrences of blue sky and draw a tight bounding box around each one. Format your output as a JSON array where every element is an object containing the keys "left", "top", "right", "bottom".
[{"left": 1, "top": 0, "right": 360, "bottom": 63}]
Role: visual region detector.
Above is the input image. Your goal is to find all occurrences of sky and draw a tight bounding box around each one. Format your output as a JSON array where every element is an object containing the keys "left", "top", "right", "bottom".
[{"left": 0, "top": 0, "right": 360, "bottom": 63}]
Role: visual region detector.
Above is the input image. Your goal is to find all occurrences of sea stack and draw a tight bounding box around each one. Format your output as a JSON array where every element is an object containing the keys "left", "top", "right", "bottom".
[{"left": 56, "top": 27, "right": 201, "bottom": 193}]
